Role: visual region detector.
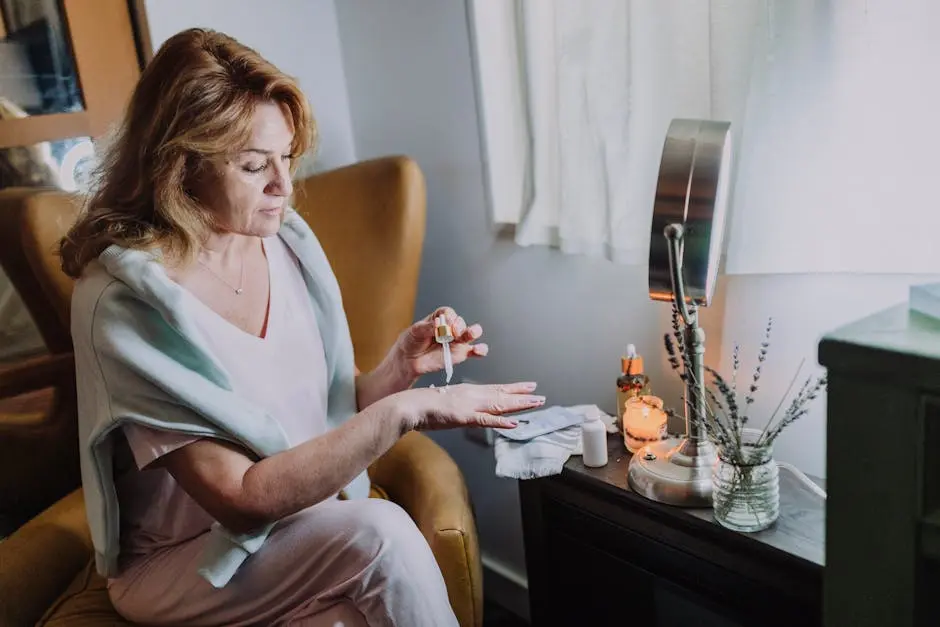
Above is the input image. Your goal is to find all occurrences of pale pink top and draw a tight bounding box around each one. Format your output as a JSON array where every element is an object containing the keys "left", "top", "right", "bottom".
[{"left": 112, "top": 235, "right": 330, "bottom": 570}]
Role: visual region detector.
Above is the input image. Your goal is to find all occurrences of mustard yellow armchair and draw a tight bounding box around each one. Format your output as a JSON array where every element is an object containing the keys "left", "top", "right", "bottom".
[{"left": 0, "top": 157, "right": 483, "bottom": 627}]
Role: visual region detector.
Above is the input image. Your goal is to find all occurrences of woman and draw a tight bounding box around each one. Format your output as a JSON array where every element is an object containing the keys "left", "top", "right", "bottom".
[{"left": 60, "top": 28, "right": 544, "bottom": 627}]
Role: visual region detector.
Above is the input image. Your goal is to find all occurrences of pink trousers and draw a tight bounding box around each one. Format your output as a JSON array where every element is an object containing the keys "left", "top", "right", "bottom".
[{"left": 108, "top": 499, "right": 459, "bottom": 626}]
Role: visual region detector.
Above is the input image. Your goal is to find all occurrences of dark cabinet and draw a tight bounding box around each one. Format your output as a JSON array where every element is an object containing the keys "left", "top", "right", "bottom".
[
  {"left": 820, "top": 304, "right": 940, "bottom": 627},
  {"left": 520, "top": 436, "right": 823, "bottom": 626}
]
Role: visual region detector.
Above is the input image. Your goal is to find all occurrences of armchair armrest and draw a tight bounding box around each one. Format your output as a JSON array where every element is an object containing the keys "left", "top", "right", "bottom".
[
  {"left": 0, "top": 353, "right": 74, "bottom": 400},
  {"left": 369, "top": 432, "right": 483, "bottom": 627},
  {"left": 0, "top": 489, "right": 93, "bottom": 627},
  {"left": 0, "top": 352, "right": 80, "bottom": 526}
]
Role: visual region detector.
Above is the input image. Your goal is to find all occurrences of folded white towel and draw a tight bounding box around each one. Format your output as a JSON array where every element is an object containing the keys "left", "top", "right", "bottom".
[{"left": 494, "top": 405, "right": 615, "bottom": 479}]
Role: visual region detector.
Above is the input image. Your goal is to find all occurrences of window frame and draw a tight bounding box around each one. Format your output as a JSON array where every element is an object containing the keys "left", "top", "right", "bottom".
[{"left": 0, "top": 0, "right": 142, "bottom": 149}]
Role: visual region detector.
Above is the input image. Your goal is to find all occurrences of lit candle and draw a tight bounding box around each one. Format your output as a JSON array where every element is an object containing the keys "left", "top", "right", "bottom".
[{"left": 622, "top": 395, "right": 667, "bottom": 453}]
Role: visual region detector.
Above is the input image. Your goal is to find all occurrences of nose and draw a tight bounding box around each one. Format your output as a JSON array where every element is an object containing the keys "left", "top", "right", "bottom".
[{"left": 266, "top": 160, "right": 293, "bottom": 197}]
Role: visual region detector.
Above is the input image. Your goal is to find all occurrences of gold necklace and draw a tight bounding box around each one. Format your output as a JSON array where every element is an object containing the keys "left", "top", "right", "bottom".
[{"left": 197, "top": 255, "right": 245, "bottom": 295}]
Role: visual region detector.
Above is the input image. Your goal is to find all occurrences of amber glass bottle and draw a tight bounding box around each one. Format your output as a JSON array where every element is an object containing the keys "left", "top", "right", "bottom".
[{"left": 616, "top": 345, "right": 649, "bottom": 424}]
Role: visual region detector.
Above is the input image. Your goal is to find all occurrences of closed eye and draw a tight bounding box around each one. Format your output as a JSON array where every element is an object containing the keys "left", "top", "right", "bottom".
[{"left": 241, "top": 153, "right": 294, "bottom": 174}]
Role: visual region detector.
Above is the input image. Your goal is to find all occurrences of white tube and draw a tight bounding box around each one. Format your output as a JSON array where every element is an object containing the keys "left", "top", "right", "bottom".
[{"left": 777, "top": 461, "right": 827, "bottom": 499}]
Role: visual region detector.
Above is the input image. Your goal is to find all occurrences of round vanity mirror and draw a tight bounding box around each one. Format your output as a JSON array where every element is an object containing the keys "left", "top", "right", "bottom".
[{"left": 648, "top": 119, "right": 732, "bottom": 307}]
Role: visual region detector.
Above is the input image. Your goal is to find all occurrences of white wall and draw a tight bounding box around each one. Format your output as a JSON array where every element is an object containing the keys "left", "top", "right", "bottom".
[
  {"left": 143, "top": 0, "right": 356, "bottom": 173},
  {"left": 334, "top": 0, "right": 940, "bottom": 596}
]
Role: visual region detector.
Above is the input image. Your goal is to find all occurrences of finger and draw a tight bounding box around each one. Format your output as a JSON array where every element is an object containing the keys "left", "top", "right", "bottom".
[
  {"left": 491, "top": 381, "right": 539, "bottom": 394},
  {"left": 452, "top": 316, "right": 468, "bottom": 338},
  {"left": 406, "top": 319, "right": 436, "bottom": 342},
  {"left": 487, "top": 393, "right": 545, "bottom": 414},
  {"left": 426, "top": 306, "right": 457, "bottom": 324},
  {"left": 448, "top": 343, "right": 470, "bottom": 365},
  {"left": 458, "top": 323, "right": 482, "bottom": 343},
  {"left": 449, "top": 342, "right": 486, "bottom": 364},
  {"left": 470, "top": 413, "right": 518, "bottom": 429}
]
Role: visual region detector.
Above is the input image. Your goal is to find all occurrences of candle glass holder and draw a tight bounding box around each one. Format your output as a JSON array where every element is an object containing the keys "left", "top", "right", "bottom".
[{"left": 622, "top": 396, "right": 668, "bottom": 453}]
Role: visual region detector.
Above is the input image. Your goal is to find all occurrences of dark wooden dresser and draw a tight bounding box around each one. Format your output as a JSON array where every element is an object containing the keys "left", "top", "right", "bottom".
[
  {"left": 819, "top": 305, "right": 940, "bottom": 627},
  {"left": 519, "top": 434, "right": 824, "bottom": 626}
]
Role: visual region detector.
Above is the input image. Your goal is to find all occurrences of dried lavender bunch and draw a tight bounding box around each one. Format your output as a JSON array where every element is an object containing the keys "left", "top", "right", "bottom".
[
  {"left": 664, "top": 326, "right": 700, "bottom": 426},
  {"left": 730, "top": 343, "right": 741, "bottom": 431},
  {"left": 661, "top": 315, "right": 827, "bottom": 456},
  {"left": 705, "top": 365, "right": 740, "bottom": 429},
  {"left": 759, "top": 374, "right": 827, "bottom": 445},
  {"left": 742, "top": 317, "right": 773, "bottom": 425},
  {"left": 667, "top": 304, "right": 700, "bottom": 423},
  {"left": 642, "top": 387, "right": 735, "bottom": 452},
  {"left": 665, "top": 307, "right": 743, "bottom": 450},
  {"left": 656, "top": 333, "right": 734, "bottom": 451},
  {"left": 670, "top": 304, "right": 693, "bottom": 375},
  {"left": 731, "top": 343, "right": 740, "bottom": 395},
  {"left": 663, "top": 333, "right": 685, "bottom": 382},
  {"left": 765, "top": 358, "right": 806, "bottom": 429},
  {"left": 701, "top": 387, "right": 737, "bottom": 450}
]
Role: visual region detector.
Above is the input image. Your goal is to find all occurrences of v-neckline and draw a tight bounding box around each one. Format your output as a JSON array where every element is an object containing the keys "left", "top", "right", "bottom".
[{"left": 180, "top": 239, "right": 276, "bottom": 342}]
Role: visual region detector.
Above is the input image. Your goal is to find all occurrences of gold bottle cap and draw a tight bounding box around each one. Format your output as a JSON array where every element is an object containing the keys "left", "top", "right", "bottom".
[
  {"left": 622, "top": 344, "right": 644, "bottom": 375},
  {"left": 434, "top": 315, "right": 452, "bottom": 342},
  {"left": 622, "top": 355, "right": 644, "bottom": 375}
]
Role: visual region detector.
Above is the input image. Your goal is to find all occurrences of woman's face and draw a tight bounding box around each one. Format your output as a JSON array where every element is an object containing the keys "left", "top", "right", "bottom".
[{"left": 200, "top": 101, "right": 295, "bottom": 238}]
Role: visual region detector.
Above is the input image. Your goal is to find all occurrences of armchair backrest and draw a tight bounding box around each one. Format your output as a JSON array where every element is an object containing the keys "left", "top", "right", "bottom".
[
  {"left": 0, "top": 188, "right": 83, "bottom": 354},
  {"left": 295, "top": 156, "right": 427, "bottom": 371}
]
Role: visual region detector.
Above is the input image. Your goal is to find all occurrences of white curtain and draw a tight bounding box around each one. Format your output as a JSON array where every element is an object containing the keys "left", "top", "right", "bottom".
[
  {"left": 473, "top": 0, "right": 940, "bottom": 274},
  {"left": 470, "top": 0, "right": 767, "bottom": 264}
]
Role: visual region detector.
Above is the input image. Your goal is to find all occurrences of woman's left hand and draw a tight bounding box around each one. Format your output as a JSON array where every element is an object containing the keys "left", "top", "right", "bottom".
[{"left": 394, "top": 306, "right": 488, "bottom": 381}]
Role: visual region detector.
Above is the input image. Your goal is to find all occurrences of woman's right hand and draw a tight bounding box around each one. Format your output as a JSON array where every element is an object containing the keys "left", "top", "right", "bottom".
[{"left": 391, "top": 382, "right": 545, "bottom": 432}]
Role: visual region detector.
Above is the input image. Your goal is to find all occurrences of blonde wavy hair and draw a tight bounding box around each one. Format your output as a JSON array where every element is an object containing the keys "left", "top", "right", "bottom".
[{"left": 59, "top": 28, "right": 316, "bottom": 278}]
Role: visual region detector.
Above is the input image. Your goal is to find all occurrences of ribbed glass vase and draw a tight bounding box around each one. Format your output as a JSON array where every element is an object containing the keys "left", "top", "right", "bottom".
[{"left": 712, "top": 430, "right": 779, "bottom": 533}]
